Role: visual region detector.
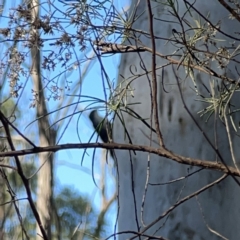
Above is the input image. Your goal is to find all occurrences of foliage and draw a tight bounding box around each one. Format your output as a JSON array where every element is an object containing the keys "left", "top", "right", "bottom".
[{"left": 1, "top": 0, "right": 240, "bottom": 239}]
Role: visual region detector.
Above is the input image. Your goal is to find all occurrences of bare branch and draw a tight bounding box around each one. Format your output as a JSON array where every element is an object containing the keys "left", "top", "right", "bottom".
[
  {"left": 136, "top": 174, "right": 228, "bottom": 239},
  {"left": 1, "top": 142, "right": 240, "bottom": 177}
]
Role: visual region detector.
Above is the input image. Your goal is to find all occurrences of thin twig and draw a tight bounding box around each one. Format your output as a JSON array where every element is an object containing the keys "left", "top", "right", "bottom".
[
  {"left": 147, "top": 0, "right": 164, "bottom": 147},
  {"left": 1, "top": 117, "right": 36, "bottom": 148},
  {"left": 173, "top": 68, "right": 240, "bottom": 187},
  {"left": 0, "top": 111, "right": 48, "bottom": 240},
  {"left": 196, "top": 196, "right": 229, "bottom": 240},
  {"left": 217, "top": 0, "right": 240, "bottom": 22},
  {"left": 184, "top": 0, "right": 240, "bottom": 38},
  {"left": 149, "top": 168, "right": 204, "bottom": 185},
  {"left": 0, "top": 169, "right": 30, "bottom": 240},
  {"left": 223, "top": 80, "right": 240, "bottom": 174},
  {"left": 132, "top": 174, "right": 228, "bottom": 239},
  {"left": 94, "top": 41, "right": 238, "bottom": 86}
]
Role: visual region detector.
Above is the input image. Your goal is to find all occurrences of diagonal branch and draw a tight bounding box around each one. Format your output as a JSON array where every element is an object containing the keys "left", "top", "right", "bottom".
[
  {"left": 134, "top": 174, "right": 228, "bottom": 239},
  {"left": 0, "top": 110, "right": 48, "bottom": 240},
  {"left": 218, "top": 0, "right": 240, "bottom": 22},
  {"left": 94, "top": 41, "right": 238, "bottom": 86}
]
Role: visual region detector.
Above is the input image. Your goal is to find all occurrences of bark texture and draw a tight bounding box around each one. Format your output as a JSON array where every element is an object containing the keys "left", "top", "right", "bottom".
[
  {"left": 114, "top": 1, "right": 240, "bottom": 239},
  {"left": 30, "top": 0, "right": 55, "bottom": 238}
]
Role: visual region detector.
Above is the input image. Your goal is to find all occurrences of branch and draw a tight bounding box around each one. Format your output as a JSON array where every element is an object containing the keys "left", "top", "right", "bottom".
[
  {"left": 173, "top": 67, "right": 240, "bottom": 186},
  {"left": 218, "top": 0, "right": 240, "bottom": 22},
  {"left": 94, "top": 41, "right": 238, "bottom": 86},
  {"left": 106, "top": 230, "right": 169, "bottom": 240},
  {"left": 0, "top": 111, "right": 48, "bottom": 240},
  {"left": 94, "top": 40, "right": 146, "bottom": 54},
  {"left": 184, "top": 0, "right": 240, "bottom": 38},
  {"left": 134, "top": 174, "right": 228, "bottom": 239},
  {"left": 1, "top": 115, "right": 36, "bottom": 148},
  {"left": 1, "top": 142, "right": 240, "bottom": 177},
  {"left": 147, "top": 0, "right": 164, "bottom": 147},
  {"left": 0, "top": 169, "right": 30, "bottom": 239}
]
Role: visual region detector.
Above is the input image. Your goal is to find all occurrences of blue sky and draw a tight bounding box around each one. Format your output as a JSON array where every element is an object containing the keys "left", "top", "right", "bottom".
[
  {"left": 51, "top": 0, "right": 130, "bottom": 235},
  {"left": 0, "top": 0, "right": 129, "bottom": 236}
]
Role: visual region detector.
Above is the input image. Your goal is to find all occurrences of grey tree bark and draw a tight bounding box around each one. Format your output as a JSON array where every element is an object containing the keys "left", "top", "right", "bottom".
[
  {"left": 114, "top": 1, "right": 240, "bottom": 239},
  {"left": 30, "top": 1, "right": 56, "bottom": 239}
]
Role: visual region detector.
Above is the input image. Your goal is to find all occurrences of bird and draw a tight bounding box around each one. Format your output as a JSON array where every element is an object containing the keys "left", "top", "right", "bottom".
[
  {"left": 89, "top": 110, "right": 114, "bottom": 159},
  {"left": 89, "top": 110, "right": 112, "bottom": 143}
]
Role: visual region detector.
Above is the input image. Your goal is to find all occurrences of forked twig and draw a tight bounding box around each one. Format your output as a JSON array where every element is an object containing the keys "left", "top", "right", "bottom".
[{"left": 131, "top": 174, "right": 228, "bottom": 239}]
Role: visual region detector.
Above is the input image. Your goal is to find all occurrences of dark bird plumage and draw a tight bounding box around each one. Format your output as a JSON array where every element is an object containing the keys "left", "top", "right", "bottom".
[
  {"left": 89, "top": 110, "right": 111, "bottom": 143},
  {"left": 89, "top": 110, "right": 114, "bottom": 158}
]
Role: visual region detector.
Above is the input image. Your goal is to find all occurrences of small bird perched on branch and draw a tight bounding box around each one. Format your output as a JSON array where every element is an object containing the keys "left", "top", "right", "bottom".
[
  {"left": 89, "top": 110, "right": 114, "bottom": 158},
  {"left": 89, "top": 110, "right": 112, "bottom": 143}
]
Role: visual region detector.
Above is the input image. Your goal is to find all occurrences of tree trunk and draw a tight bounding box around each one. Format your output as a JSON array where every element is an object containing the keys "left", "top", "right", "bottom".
[
  {"left": 29, "top": 0, "right": 55, "bottom": 239},
  {"left": 114, "top": 1, "right": 240, "bottom": 239}
]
